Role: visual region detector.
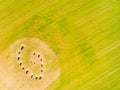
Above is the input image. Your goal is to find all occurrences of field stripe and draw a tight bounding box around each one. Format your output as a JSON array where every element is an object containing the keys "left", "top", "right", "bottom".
[
  {"left": 0, "top": 0, "right": 119, "bottom": 36},
  {"left": 69, "top": 0, "right": 119, "bottom": 32},
  {"left": 71, "top": 18, "right": 118, "bottom": 49},
  {"left": 74, "top": 40, "right": 120, "bottom": 74},
  {"left": 0, "top": 0, "right": 57, "bottom": 34},
  {"left": 64, "top": 0, "right": 119, "bottom": 49},
  {"left": 80, "top": 59, "right": 120, "bottom": 89},
  {"left": 97, "top": 40, "right": 120, "bottom": 58}
]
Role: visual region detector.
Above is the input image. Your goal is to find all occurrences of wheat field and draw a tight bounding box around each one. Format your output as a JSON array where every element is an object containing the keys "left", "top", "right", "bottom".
[{"left": 0, "top": 0, "right": 120, "bottom": 90}]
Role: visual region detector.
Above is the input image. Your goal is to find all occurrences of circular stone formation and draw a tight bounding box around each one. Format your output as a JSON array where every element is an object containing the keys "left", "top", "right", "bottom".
[
  {"left": 10, "top": 38, "right": 60, "bottom": 83},
  {"left": 17, "top": 45, "right": 44, "bottom": 80}
]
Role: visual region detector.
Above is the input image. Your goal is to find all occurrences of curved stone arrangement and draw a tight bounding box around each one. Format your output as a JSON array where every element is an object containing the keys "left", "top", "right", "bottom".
[
  {"left": 7, "top": 38, "right": 60, "bottom": 89},
  {"left": 17, "top": 45, "right": 44, "bottom": 80}
]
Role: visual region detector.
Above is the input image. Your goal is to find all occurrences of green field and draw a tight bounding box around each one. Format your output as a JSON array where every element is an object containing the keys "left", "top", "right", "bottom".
[{"left": 0, "top": 0, "right": 120, "bottom": 90}]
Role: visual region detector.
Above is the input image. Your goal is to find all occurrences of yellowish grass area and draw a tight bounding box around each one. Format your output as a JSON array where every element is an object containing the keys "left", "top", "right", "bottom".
[{"left": 0, "top": 0, "right": 120, "bottom": 90}]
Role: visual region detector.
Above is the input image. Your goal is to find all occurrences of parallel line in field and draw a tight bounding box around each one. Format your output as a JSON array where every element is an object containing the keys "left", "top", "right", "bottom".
[
  {"left": 51, "top": 0, "right": 98, "bottom": 21},
  {"left": 80, "top": 58, "right": 120, "bottom": 89},
  {"left": 65, "top": 0, "right": 119, "bottom": 47},
  {"left": 81, "top": 26, "right": 120, "bottom": 57},
  {"left": 0, "top": 0, "right": 57, "bottom": 34},
  {"left": 71, "top": 19, "right": 119, "bottom": 50},
  {"left": 64, "top": 0, "right": 119, "bottom": 49},
  {"left": 97, "top": 40, "right": 120, "bottom": 57},
  {"left": 75, "top": 40, "right": 120, "bottom": 75},
  {"left": 67, "top": 18, "right": 118, "bottom": 52},
  {"left": 52, "top": 0, "right": 118, "bottom": 35},
  {"left": 0, "top": 0, "right": 83, "bottom": 34},
  {"left": 69, "top": 18, "right": 119, "bottom": 53},
  {"left": 53, "top": 0, "right": 114, "bottom": 25},
  {"left": 0, "top": 0, "right": 117, "bottom": 36},
  {"left": 69, "top": 0, "right": 119, "bottom": 32}
]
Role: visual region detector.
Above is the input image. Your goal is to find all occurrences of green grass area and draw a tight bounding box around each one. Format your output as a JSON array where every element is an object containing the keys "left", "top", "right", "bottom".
[{"left": 0, "top": 0, "right": 120, "bottom": 90}]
